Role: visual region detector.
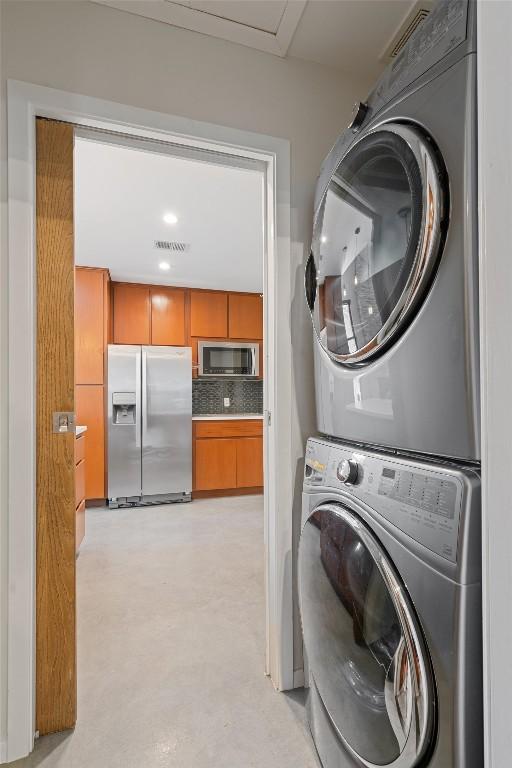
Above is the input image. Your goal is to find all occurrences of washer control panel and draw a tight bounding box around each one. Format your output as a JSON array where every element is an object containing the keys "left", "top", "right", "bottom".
[
  {"left": 305, "top": 440, "right": 463, "bottom": 563},
  {"left": 369, "top": 0, "right": 469, "bottom": 120}
]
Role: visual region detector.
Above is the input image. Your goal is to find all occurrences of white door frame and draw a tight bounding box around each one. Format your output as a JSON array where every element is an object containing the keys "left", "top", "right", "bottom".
[
  {"left": 477, "top": 3, "right": 512, "bottom": 766},
  {"left": 5, "top": 79, "right": 293, "bottom": 762}
]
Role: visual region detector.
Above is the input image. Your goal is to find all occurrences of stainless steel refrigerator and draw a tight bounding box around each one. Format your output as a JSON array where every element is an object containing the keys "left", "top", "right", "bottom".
[{"left": 107, "top": 345, "right": 192, "bottom": 507}]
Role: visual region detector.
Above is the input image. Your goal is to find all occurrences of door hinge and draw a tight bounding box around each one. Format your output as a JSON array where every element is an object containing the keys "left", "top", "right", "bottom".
[{"left": 266, "top": 410, "right": 271, "bottom": 427}]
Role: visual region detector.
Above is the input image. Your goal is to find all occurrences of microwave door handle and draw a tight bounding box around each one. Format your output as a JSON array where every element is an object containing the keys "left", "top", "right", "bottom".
[{"left": 252, "top": 347, "right": 257, "bottom": 376}]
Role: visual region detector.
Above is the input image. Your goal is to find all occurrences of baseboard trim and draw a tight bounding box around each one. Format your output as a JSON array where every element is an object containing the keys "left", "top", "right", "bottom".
[{"left": 192, "top": 487, "right": 263, "bottom": 499}]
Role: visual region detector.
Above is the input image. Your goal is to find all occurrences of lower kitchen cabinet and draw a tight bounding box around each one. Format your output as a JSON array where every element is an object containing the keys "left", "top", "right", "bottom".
[
  {"left": 75, "top": 385, "right": 105, "bottom": 500},
  {"left": 75, "top": 433, "right": 86, "bottom": 552},
  {"left": 194, "top": 437, "right": 237, "bottom": 491},
  {"left": 193, "top": 420, "right": 264, "bottom": 494},
  {"left": 236, "top": 437, "right": 263, "bottom": 488}
]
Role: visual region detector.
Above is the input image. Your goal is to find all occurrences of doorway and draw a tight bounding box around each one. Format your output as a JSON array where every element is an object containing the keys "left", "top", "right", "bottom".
[
  {"left": 6, "top": 81, "right": 293, "bottom": 763},
  {"left": 39, "top": 118, "right": 266, "bottom": 736}
]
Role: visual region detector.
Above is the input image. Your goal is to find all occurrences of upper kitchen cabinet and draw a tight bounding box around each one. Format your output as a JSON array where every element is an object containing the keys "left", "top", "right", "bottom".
[
  {"left": 75, "top": 267, "right": 109, "bottom": 384},
  {"left": 228, "top": 293, "right": 263, "bottom": 340},
  {"left": 190, "top": 290, "right": 228, "bottom": 338},
  {"left": 150, "top": 287, "right": 186, "bottom": 346},
  {"left": 113, "top": 283, "right": 150, "bottom": 344}
]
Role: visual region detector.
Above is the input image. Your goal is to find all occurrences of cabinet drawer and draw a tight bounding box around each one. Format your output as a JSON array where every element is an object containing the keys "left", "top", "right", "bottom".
[
  {"left": 75, "top": 459, "right": 86, "bottom": 509},
  {"left": 194, "top": 419, "right": 263, "bottom": 439},
  {"left": 76, "top": 499, "right": 85, "bottom": 552},
  {"left": 75, "top": 434, "right": 85, "bottom": 465}
]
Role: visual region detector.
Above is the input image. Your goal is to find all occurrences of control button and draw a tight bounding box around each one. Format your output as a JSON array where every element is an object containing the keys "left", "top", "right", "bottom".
[
  {"left": 337, "top": 459, "right": 359, "bottom": 485},
  {"left": 349, "top": 102, "right": 368, "bottom": 133}
]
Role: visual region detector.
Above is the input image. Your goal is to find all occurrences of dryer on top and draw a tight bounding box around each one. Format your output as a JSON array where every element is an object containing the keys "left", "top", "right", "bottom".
[{"left": 305, "top": 0, "right": 480, "bottom": 462}]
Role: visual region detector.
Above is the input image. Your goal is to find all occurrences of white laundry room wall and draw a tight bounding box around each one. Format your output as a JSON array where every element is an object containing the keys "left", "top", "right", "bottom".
[{"left": 0, "top": 0, "right": 374, "bottom": 752}]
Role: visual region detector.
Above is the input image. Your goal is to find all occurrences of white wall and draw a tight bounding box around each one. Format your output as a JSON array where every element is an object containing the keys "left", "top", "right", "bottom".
[
  {"left": 0, "top": 0, "right": 372, "bottom": 751},
  {"left": 477, "top": 2, "right": 512, "bottom": 766}
]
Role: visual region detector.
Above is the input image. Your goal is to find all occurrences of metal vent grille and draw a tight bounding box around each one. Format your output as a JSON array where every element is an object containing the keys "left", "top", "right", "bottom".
[
  {"left": 154, "top": 240, "right": 190, "bottom": 252},
  {"left": 381, "top": 2, "right": 433, "bottom": 61},
  {"left": 390, "top": 9, "right": 430, "bottom": 57}
]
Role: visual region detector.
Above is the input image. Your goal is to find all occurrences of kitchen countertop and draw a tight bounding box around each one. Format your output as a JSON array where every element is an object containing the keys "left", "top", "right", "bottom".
[
  {"left": 192, "top": 414, "right": 264, "bottom": 421},
  {"left": 76, "top": 425, "right": 88, "bottom": 436}
]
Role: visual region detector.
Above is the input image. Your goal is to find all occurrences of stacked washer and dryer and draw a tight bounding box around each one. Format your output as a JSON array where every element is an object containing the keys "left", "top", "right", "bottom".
[{"left": 298, "top": 2, "right": 482, "bottom": 768}]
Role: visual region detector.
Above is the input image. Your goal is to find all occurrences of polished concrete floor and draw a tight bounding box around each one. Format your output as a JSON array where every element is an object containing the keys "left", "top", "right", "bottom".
[{"left": 13, "top": 496, "right": 319, "bottom": 768}]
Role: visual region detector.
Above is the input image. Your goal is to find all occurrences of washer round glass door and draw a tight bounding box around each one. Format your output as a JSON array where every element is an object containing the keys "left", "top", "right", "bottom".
[
  {"left": 306, "top": 122, "right": 447, "bottom": 364},
  {"left": 298, "top": 503, "right": 436, "bottom": 768}
]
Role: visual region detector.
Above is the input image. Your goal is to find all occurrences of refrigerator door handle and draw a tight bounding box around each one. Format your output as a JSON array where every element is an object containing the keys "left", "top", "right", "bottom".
[
  {"left": 141, "top": 346, "right": 148, "bottom": 447},
  {"left": 136, "top": 347, "right": 142, "bottom": 449}
]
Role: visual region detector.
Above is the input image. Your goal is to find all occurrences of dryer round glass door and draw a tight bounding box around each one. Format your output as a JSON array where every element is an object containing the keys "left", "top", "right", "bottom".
[
  {"left": 305, "top": 122, "right": 447, "bottom": 365},
  {"left": 298, "top": 503, "right": 436, "bottom": 768}
]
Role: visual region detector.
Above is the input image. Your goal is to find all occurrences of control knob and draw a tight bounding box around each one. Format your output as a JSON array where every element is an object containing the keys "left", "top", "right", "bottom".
[
  {"left": 337, "top": 459, "right": 359, "bottom": 485},
  {"left": 349, "top": 102, "right": 368, "bottom": 133}
]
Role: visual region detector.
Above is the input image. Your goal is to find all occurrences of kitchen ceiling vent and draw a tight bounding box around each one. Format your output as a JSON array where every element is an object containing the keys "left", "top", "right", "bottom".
[
  {"left": 381, "top": 1, "right": 433, "bottom": 61},
  {"left": 154, "top": 240, "right": 190, "bottom": 252}
]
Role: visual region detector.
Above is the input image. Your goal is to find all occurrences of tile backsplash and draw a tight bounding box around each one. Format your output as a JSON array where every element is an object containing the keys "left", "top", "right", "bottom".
[{"left": 193, "top": 378, "right": 263, "bottom": 415}]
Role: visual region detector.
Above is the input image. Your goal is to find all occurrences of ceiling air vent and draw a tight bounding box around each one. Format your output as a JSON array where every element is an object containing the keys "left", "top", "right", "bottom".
[
  {"left": 154, "top": 240, "right": 190, "bottom": 252},
  {"left": 381, "top": 1, "right": 433, "bottom": 61}
]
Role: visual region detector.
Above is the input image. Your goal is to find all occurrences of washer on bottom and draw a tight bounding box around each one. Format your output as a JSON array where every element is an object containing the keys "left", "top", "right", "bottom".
[{"left": 299, "top": 437, "right": 482, "bottom": 768}]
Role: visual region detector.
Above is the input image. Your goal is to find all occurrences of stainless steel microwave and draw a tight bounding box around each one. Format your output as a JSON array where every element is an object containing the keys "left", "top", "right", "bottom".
[{"left": 198, "top": 341, "right": 259, "bottom": 377}]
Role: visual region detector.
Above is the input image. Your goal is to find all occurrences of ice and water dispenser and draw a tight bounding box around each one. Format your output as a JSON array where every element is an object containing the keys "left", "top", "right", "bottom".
[{"left": 112, "top": 392, "right": 137, "bottom": 425}]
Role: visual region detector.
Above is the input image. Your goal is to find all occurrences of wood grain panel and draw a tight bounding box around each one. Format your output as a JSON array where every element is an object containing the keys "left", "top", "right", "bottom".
[
  {"left": 75, "top": 267, "right": 105, "bottom": 384},
  {"left": 113, "top": 283, "right": 150, "bottom": 344},
  {"left": 194, "top": 419, "right": 263, "bottom": 439},
  {"left": 75, "top": 385, "right": 105, "bottom": 500},
  {"left": 36, "top": 118, "right": 76, "bottom": 735},
  {"left": 194, "top": 438, "right": 237, "bottom": 490},
  {"left": 228, "top": 293, "right": 263, "bottom": 339},
  {"left": 236, "top": 437, "right": 264, "bottom": 488},
  {"left": 190, "top": 290, "right": 227, "bottom": 337},
  {"left": 76, "top": 499, "right": 86, "bottom": 553},
  {"left": 151, "top": 287, "right": 186, "bottom": 345}
]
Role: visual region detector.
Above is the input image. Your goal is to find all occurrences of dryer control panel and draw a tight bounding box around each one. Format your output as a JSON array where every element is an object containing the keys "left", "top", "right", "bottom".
[{"left": 305, "top": 439, "right": 465, "bottom": 563}]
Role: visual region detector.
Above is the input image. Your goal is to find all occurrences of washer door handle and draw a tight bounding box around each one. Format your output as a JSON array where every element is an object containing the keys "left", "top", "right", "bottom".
[
  {"left": 305, "top": 252, "right": 317, "bottom": 311},
  {"left": 385, "top": 636, "right": 412, "bottom": 751}
]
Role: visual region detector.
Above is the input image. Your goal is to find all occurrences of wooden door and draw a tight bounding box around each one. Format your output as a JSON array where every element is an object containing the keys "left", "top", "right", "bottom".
[
  {"left": 113, "top": 283, "right": 150, "bottom": 344},
  {"left": 190, "top": 290, "right": 228, "bottom": 337},
  {"left": 75, "top": 267, "right": 105, "bottom": 384},
  {"left": 194, "top": 438, "right": 237, "bottom": 490},
  {"left": 36, "top": 118, "right": 76, "bottom": 735},
  {"left": 229, "top": 293, "right": 263, "bottom": 339},
  {"left": 75, "top": 385, "right": 105, "bottom": 499},
  {"left": 151, "top": 287, "right": 186, "bottom": 345},
  {"left": 236, "top": 437, "right": 264, "bottom": 487}
]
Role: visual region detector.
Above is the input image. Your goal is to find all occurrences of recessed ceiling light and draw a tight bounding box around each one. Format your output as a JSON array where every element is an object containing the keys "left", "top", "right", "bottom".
[
  {"left": 321, "top": 235, "right": 328, "bottom": 243},
  {"left": 163, "top": 212, "right": 178, "bottom": 225},
  {"left": 159, "top": 261, "right": 171, "bottom": 271}
]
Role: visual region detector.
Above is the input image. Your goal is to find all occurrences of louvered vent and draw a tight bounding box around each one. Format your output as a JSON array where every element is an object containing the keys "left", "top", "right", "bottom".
[
  {"left": 381, "top": 2, "right": 433, "bottom": 61},
  {"left": 154, "top": 240, "right": 190, "bottom": 252}
]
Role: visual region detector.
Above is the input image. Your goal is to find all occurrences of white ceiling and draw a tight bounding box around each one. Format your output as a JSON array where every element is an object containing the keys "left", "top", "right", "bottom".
[
  {"left": 94, "top": 0, "right": 417, "bottom": 78},
  {"left": 74, "top": 137, "right": 264, "bottom": 292},
  {"left": 288, "top": 0, "right": 417, "bottom": 78},
  {"left": 95, "top": 0, "right": 307, "bottom": 57},
  {"left": 173, "top": 1, "right": 289, "bottom": 34}
]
